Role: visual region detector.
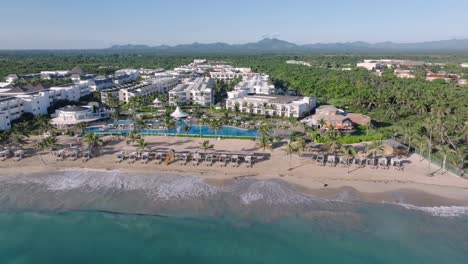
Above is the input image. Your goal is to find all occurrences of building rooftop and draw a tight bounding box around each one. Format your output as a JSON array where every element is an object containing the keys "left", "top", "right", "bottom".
[{"left": 59, "top": 105, "right": 90, "bottom": 112}]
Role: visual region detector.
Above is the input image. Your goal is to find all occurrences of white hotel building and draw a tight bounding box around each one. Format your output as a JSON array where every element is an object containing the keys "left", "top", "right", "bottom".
[
  {"left": 0, "top": 83, "right": 92, "bottom": 131},
  {"left": 227, "top": 74, "right": 274, "bottom": 99},
  {"left": 117, "top": 78, "right": 179, "bottom": 104},
  {"left": 169, "top": 77, "right": 214, "bottom": 106},
  {"left": 226, "top": 95, "right": 316, "bottom": 118}
]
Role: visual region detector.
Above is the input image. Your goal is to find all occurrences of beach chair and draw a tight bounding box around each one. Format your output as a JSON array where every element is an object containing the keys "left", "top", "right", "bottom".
[
  {"left": 367, "top": 158, "right": 377, "bottom": 169},
  {"left": 55, "top": 150, "right": 66, "bottom": 161},
  {"left": 391, "top": 158, "right": 402, "bottom": 170},
  {"left": 353, "top": 158, "right": 360, "bottom": 168},
  {"left": 70, "top": 149, "right": 80, "bottom": 161},
  {"left": 317, "top": 155, "right": 326, "bottom": 166},
  {"left": 378, "top": 157, "right": 389, "bottom": 169},
  {"left": 231, "top": 155, "right": 239, "bottom": 167},
  {"left": 219, "top": 154, "right": 228, "bottom": 167},
  {"left": 154, "top": 152, "right": 163, "bottom": 164},
  {"left": 14, "top": 150, "right": 24, "bottom": 161},
  {"left": 0, "top": 150, "right": 10, "bottom": 161},
  {"left": 339, "top": 156, "right": 348, "bottom": 167},
  {"left": 205, "top": 154, "right": 213, "bottom": 166},
  {"left": 115, "top": 151, "right": 125, "bottom": 163},
  {"left": 327, "top": 155, "right": 336, "bottom": 167},
  {"left": 244, "top": 155, "right": 253, "bottom": 167},
  {"left": 82, "top": 150, "right": 92, "bottom": 163},
  {"left": 128, "top": 152, "right": 137, "bottom": 164},
  {"left": 141, "top": 152, "right": 149, "bottom": 164},
  {"left": 360, "top": 158, "right": 367, "bottom": 168},
  {"left": 180, "top": 153, "right": 189, "bottom": 165}
]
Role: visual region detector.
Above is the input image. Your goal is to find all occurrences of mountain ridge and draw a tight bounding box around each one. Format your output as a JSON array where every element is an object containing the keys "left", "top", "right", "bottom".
[{"left": 108, "top": 38, "right": 468, "bottom": 52}]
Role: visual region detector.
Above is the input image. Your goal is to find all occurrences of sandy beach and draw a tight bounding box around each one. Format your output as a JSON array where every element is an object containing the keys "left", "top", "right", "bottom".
[{"left": 2, "top": 135, "right": 468, "bottom": 206}]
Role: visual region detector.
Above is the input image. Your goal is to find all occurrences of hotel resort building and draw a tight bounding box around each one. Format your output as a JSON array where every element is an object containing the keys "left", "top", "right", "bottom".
[
  {"left": 227, "top": 74, "right": 275, "bottom": 99},
  {"left": 301, "top": 105, "right": 371, "bottom": 131},
  {"left": 0, "top": 83, "right": 92, "bottom": 131},
  {"left": 169, "top": 77, "right": 214, "bottom": 106},
  {"left": 101, "top": 77, "right": 179, "bottom": 105},
  {"left": 226, "top": 95, "right": 316, "bottom": 118},
  {"left": 51, "top": 105, "right": 111, "bottom": 128}
]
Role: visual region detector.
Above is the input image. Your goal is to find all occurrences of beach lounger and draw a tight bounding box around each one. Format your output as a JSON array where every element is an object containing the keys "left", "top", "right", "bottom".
[
  {"left": 219, "top": 154, "right": 228, "bottom": 167},
  {"left": 244, "top": 155, "right": 254, "bottom": 167},
  {"left": 317, "top": 155, "right": 326, "bottom": 166},
  {"left": 141, "top": 152, "right": 149, "bottom": 164},
  {"left": 327, "top": 155, "right": 336, "bottom": 167},
  {"left": 55, "top": 150, "right": 66, "bottom": 161},
  {"left": 70, "top": 149, "right": 80, "bottom": 161},
  {"left": 391, "top": 158, "right": 402, "bottom": 170},
  {"left": 180, "top": 153, "right": 189, "bottom": 165},
  {"left": 154, "top": 152, "right": 163, "bottom": 164},
  {"left": 13, "top": 150, "right": 24, "bottom": 161},
  {"left": 205, "top": 154, "right": 213, "bottom": 166},
  {"left": 367, "top": 158, "right": 377, "bottom": 169},
  {"left": 128, "top": 152, "right": 137, "bottom": 164},
  {"left": 82, "top": 151, "right": 92, "bottom": 163},
  {"left": 115, "top": 151, "right": 125, "bottom": 163},
  {"left": 231, "top": 155, "right": 239, "bottom": 167},
  {"left": 378, "top": 157, "right": 389, "bottom": 169}
]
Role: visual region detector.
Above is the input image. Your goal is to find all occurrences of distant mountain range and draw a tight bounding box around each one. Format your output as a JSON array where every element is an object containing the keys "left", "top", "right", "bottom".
[{"left": 108, "top": 38, "right": 468, "bottom": 53}]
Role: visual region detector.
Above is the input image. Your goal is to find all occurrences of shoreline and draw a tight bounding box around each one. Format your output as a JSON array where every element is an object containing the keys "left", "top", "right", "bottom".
[{"left": 2, "top": 135, "right": 468, "bottom": 207}]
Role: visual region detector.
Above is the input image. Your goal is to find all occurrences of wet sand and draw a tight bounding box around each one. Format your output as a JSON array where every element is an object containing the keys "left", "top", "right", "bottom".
[{"left": 1, "top": 135, "right": 468, "bottom": 206}]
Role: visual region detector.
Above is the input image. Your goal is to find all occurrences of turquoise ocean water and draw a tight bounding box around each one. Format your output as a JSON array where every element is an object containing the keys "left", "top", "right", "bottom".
[{"left": 0, "top": 171, "right": 467, "bottom": 263}]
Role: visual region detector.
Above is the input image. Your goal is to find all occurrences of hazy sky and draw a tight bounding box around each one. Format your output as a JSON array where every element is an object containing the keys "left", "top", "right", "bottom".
[{"left": 1, "top": 0, "right": 467, "bottom": 49}]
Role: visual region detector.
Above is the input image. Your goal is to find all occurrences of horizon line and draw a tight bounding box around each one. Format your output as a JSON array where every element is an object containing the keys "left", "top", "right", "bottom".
[{"left": 1, "top": 37, "right": 468, "bottom": 51}]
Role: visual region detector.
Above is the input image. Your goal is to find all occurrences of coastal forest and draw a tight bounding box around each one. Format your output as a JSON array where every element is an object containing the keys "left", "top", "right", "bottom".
[{"left": 0, "top": 52, "right": 466, "bottom": 172}]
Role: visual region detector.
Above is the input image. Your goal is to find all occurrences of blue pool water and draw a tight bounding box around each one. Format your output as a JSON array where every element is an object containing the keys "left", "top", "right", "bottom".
[{"left": 88, "top": 120, "right": 258, "bottom": 138}]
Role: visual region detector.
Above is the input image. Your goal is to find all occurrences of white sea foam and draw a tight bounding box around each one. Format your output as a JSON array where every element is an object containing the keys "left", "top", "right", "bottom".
[
  {"left": 239, "top": 180, "right": 324, "bottom": 205},
  {"left": 395, "top": 203, "right": 468, "bottom": 217}
]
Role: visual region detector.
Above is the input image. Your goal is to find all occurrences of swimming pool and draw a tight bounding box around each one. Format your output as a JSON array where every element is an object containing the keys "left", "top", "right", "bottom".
[{"left": 87, "top": 121, "right": 258, "bottom": 138}]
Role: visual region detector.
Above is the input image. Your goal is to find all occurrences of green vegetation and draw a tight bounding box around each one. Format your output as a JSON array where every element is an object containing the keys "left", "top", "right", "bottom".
[{"left": 0, "top": 52, "right": 466, "bottom": 173}]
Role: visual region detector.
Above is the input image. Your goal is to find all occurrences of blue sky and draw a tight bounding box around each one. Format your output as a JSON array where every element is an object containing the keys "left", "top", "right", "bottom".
[{"left": 1, "top": 0, "right": 467, "bottom": 49}]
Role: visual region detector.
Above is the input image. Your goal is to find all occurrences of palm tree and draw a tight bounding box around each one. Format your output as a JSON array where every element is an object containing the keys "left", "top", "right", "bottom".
[
  {"left": 208, "top": 120, "right": 222, "bottom": 137},
  {"left": 83, "top": 133, "right": 103, "bottom": 153},
  {"left": 318, "top": 118, "right": 327, "bottom": 133},
  {"left": 437, "top": 145, "right": 453, "bottom": 174},
  {"left": 183, "top": 125, "right": 191, "bottom": 136},
  {"left": 341, "top": 146, "right": 357, "bottom": 173},
  {"left": 296, "top": 139, "right": 306, "bottom": 156},
  {"left": 12, "top": 121, "right": 31, "bottom": 139},
  {"left": 308, "top": 126, "right": 319, "bottom": 143},
  {"left": 9, "top": 133, "right": 28, "bottom": 148},
  {"left": 326, "top": 137, "right": 342, "bottom": 156},
  {"left": 257, "top": 134, "right": 272, "bottom": 152},
  {"left": 36, "top": 136, "right": 58, "bottom": 151},
  {"left": 288, "top": 117, "right": 297, "bottom": 129},
  {"left": 134, "top": 118, "right": 146, "bottom": 131},
  {"left": 199, "top": 140, "right": 213, "bottom": 153},
  {"left": 34, "top": 116, "right": 54, "bottom": 134},
  {"left": 234, "top": 102, "right": 240, "bottom": 114},
  {"left": 259, "top": 123, "right": 272, "bottom": 136},
  {"left": 423, "top": 117, "right": 436, "bottom": 173},
  {"left": 75, "top": 122, "right": 88, "bottom": 135},
  {"left": 136, "top": 138, "right": 147, "bottom": 153},
  {"left": 126, "top": 130, "right": 141, "bottom": 145},
  {"left": 163, "top": 116, "right": 176, "bottom": 130},
  {"left": 366, "top": 140, "right": 384, "bottom": 158},
  {"left": 248, "top": 103, "right": 254, "bottom": 115},
  {"left": 0, "top": 131, "right": 9, "bottom": 147},
  {"left": 128, "top": 97, "right": 143, "bottom": 119},
  {"left": 286, "top": 142, "right": 298, "bottom": 170}
]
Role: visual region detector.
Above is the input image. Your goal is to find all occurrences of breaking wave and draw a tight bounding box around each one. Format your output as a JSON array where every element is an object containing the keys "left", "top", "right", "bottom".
[{"left": 395, "top": 203, "right": 468, "bottom": 217}]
